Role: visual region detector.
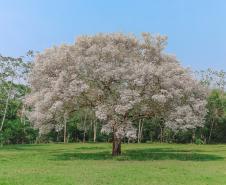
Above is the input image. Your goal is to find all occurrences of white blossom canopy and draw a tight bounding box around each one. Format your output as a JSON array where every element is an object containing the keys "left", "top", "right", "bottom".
[{"left": 25, "top": 33, "right": 207, "bottom": 138}]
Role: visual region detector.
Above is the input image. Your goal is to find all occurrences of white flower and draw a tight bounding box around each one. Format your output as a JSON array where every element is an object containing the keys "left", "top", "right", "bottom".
[{"left": 152, "top": 94, "right": 167, "bottom": 103}]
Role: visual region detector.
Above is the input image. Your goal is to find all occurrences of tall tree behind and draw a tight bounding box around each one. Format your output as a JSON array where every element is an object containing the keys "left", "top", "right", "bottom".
[
  {"left": 0, "top": 54, "right": 30, "bottom": 132},
  {"left": 196, "top": 69, "right": 226, "bottom": 143}
]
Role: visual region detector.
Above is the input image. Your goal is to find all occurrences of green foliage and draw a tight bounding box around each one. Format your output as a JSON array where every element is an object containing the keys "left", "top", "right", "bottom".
[
  {"left": 0, "top": 79, "right": 37, "bottom": 146},
  {"left": 0, "top": 119, "right": 38, "bottom": 145},
  {"left": 204, "top": 90, "right": 226, "bottom": 143},
  {"left": 194, "top": 138, "right": 204, "bottom": 145}
]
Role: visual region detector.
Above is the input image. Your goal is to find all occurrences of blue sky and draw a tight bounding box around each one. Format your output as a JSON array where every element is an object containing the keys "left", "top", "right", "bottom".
[{"left": 0, "top": 0, "right": 225, "bottom": 71}]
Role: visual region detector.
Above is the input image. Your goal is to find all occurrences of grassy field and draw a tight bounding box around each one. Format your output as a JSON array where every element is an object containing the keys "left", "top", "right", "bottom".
[{"left": 0, "top": 143, "right": 226, "bottom": 185}]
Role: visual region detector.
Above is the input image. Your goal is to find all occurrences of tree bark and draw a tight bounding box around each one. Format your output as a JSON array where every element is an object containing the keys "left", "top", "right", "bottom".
[
  {"left": 112, "top": 128, "right": 121, "bottom": 156},
  {"left": 93, "top": 120, "right": 97, "bottom": 143},
  {"left": 63, "top": 112, "right": 68, "bottom": 143},
  {"left": 192, "top": 129, "right": 196, "bottom": 143},
  {"left": 82, "top": 112, "right": 87, "bottom": 143},
  {"left": 112, "top": 138, "right": 121, "bottom": 156},
  {"left": 83, "top": 131, "right": 86, "bottom": 143},
  {"left": 137, "top": 119, "right": 143, "bottom": 143},
  {"left": 208, "top": 119, "right": 214, "bottom": 144},
  {"left": 137, "top": 119, "right": 141, "bottom": 143},
  {"left": 160, "top": 126, "right": 163, "bottom": 143},
  {"left": 0, "top": 86, "right": 11, "bottom": 131},
  {"left": 56, "top": 132, "right": 59, "bottom": 142},
  {"left": 140, "top": 120, "right": 144, "bottom": 142}
]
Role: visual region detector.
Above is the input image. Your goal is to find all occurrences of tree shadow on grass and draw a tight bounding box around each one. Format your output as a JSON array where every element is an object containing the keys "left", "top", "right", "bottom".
[
  {"left": 76, "top": 146, "right": 107, "bottom": 150},
  {"left": 0, "top": 144, "right": 107, "bottom": 151},
  {"left": 0, "top": 144, "right": 48, "bottom": 151},
  {"left": 51, "top": 147, "right": 224, "bottom": 161}
]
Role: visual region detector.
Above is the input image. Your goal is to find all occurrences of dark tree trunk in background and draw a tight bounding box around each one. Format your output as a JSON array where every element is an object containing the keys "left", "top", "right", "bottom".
[
  {"left": 63, "top": 112, "right": 68, "bottom": 144},
  {"left": 208, "top": 118, "right": 214, "bottom": 144},
  {"left": 93, "top": 120, "right": 97, "bottom": 143},
  {"left": 160, "top": 126, "right": 163, "bottom": 143},
  {"left": 56, "top": 132, "right": 59, "bottom": 142},
  {"left": 82, "top": 111, "right": 87, "bottom": 143},
  {"left": 138, "top": 119, "right": 143, "bottom": 143},
  {"left": 63, "top": 123, "right": 67, "bottom": 143},
  {"left": 83, "top": 131, "right": 86, "bottom": 143},
  {"left": 191, "top": 129, "right": 196, "bottom": 143}
]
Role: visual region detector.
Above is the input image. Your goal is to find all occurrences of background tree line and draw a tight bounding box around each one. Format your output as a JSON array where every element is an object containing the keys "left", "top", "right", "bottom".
[{"left": 0, "top": 53, "right": 225, "bottom": 146}]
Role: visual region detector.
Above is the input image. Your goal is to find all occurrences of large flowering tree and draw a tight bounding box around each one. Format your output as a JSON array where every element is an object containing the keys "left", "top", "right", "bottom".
[{"left": 26, "top": 33, "right": 207, "bottom": 155}]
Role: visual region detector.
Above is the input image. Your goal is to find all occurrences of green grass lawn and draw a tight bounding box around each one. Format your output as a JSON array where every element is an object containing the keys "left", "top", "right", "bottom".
[{"left": 0, "top": 143, "right": 226, "bottom": 185}]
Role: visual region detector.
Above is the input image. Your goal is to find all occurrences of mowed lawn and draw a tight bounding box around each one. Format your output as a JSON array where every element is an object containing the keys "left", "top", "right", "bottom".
[{"left": 0, "top": 143, "right": 226, "bottom": 185}]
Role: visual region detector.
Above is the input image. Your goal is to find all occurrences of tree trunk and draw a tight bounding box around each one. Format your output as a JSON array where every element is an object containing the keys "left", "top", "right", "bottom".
[
  {"left": 192, "top": 129, "right": 196, "bottom": 143},
  {"left": 138, "top": 122, "right": 140, "bottom": 143},
  {"left": 201, "top": 133, "right": 206, "bottom": 144},
  {"left": 160, "top": 126, "right": 163, "bottom": 143},
  {"left": 208, "top": 119, "right": 214, "bottom": 144},
  {"left": 63, "top": 112, "right": 68, "bottom": 144},
  {"left": 93, "top": 120, "right": 97, "bottom": 143},
  {"left": 137, "top": 119, "right": 143, "bottom": 143},
  {"left": 0, "top": 88, "right": 11, "bottom": 132},
  {"left": 82, "top": 112, "right": 87, "bottom": 143},
  {"left": 83, "top": 131, "right": 86, "bottom": 143},
  {"left": 112, "top": 129, "right": 121, "bottom": 156},
  {"left": 56, "top": 132, "right": 59, "bottom": 142},
  {"left": 20, "top": 105, "right": 26, "bottom": 144},
  {"left": 112, "top": 138, "right": 121, "bottom": 156},
  {"left": 140, "top": 121, "right": 144, "bottom": 142}
]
